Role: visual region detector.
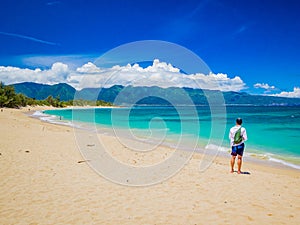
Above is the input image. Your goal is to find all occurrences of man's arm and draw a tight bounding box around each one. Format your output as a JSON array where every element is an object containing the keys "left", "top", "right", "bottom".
[
  {"left": 229, "top": 129, "right": 234, "bottom": 146},
  {"left": 242, "top": 128, "right": 248, "bottom": 141},
  {"left": 229, "top": 129, "right": 233, "bottom": 140}
]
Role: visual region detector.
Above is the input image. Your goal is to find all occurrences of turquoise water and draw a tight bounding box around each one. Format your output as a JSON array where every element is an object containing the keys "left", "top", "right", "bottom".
[{"left": 44, "top": 105, "right": 300, "bottom": 168}]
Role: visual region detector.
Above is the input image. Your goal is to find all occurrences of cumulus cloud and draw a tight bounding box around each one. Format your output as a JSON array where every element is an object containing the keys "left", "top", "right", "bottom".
[
  {"left": 254, "top": 83, "right": 275, "bottom": 90},
  {"left": 271, "top": 87, "right": 300, "bottom": 98},
  {"left": 69, "top": 59, "right": 246, "bottom": 91},
  {"left": 0, "top": 59, "right": 246, "bottom": 91},
  {"left": 0, "top": 62, "right": 69, "bottom": 85},
  {"left": 76, "top": 62, "right": 103, "bottom": 73}
]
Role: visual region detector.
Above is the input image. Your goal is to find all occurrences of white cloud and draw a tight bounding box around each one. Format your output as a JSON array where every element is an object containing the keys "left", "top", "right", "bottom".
[
  {"left": 0, "top": 62, "right": 69, "bottom": 85},
  {"left": 76, "top": 62, "right": 103, "bottom": 73},
  {"left": 188, "top": 73, "right": 245, "bottom": 92},
  {"left": 0, "top": 65, "right": 40, "bottom": 84},
  {"left": 144, "top": 59, "right": 180, "bottom": 73},
  {"left": 70, "top": 59, "right": 246, "bottom": 91},
  {"left": 0, "top": 59, "right": 246, "bottom": 91},
  {"left": 50, "top": 62, "right": 69, "bottom": 76},
  {"left": 254, "top": 83, "right": 275, "bottom": 90},
  {"left": 271, "top": 87, "right": 300, "bottom": 98}
]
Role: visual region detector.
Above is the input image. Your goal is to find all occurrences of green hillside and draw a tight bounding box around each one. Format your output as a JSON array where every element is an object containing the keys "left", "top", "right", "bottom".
[{"left": 11, "top": 82, "right": 300, "bottom": 106}]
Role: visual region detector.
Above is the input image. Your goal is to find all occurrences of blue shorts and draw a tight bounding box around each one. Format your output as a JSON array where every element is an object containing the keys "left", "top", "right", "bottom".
[{"left": 231, "top": 143, "right": 245, "bottom": 156}]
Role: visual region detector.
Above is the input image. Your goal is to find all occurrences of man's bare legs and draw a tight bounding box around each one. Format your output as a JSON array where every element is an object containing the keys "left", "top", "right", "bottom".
[
  {"left": 231, "top": 155, "right": 242, "bottom": 173},
  {"left": 230, "top": 155, "right": 236, "bottom": 173},
  {"left": 237, "top": 155, "right": 242, "bottom": 174}
]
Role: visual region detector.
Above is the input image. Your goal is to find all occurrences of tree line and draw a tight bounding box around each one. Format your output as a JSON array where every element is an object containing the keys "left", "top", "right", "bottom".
[{"left": 0, "top": 82, "right": 113, "bottom": 108}]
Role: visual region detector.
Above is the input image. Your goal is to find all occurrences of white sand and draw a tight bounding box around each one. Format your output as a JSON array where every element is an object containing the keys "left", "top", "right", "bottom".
[{"left": 0, "top": 107, "right": 299, "bottom": 224}]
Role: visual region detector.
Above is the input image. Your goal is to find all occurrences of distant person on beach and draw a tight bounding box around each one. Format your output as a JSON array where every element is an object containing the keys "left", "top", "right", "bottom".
[{"left": 229, "top": 118, "right": 248, "bottom": 174}]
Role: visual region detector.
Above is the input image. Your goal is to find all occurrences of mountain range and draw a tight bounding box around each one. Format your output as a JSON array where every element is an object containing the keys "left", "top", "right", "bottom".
[{"left": 12, "top": 82, "right": 300, "bottom": 106}]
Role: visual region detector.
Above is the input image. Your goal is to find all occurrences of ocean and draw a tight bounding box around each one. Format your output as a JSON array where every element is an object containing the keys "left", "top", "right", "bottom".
[{"left": 42, "top": 105, "right": 300, "bottom": 169}]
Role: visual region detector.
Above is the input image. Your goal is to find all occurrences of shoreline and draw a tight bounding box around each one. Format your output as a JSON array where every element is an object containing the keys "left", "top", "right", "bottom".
[
  {"left": 40, "top": 106, "right": 300, "bottom": 171},
  {"left": 10, "top": 105, "right": 300, "bottom": 175},
  {"left": 1, "top": 107, "right": 299, "bottom": 224}
]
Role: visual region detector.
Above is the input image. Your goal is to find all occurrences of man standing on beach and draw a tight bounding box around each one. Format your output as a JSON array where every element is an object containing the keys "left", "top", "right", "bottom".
[{"left": 229, "top": 118, "right": 248, "bottom": 174}]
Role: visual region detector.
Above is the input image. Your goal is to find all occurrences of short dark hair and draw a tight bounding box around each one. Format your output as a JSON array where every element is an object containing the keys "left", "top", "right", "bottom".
[{"left": 236, "top": 118, "right": 243, "bottom": 125}]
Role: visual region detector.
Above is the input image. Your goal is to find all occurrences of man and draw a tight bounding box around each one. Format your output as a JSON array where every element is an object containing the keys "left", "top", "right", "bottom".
[{"left": 229, "top": 118, "right": 248, "bottom": 174}]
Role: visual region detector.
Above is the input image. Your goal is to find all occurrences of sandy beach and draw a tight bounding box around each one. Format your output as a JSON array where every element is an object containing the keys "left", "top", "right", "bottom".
[{"left": 0, "top": 107, "right": 299, "bottom": 225}]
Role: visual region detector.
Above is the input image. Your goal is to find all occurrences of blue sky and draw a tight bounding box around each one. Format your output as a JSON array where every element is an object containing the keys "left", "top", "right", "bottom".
[{"left": 0, "top": 0, "right": 299, "bottom": 96}]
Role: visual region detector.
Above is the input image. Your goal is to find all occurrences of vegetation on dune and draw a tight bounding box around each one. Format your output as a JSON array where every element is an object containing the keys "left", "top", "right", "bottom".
[{"left": 0, "top": 82, "right": 113, "bottom": 108}]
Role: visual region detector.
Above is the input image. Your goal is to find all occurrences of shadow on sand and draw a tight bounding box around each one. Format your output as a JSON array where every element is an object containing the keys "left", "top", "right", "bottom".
[{"left": 232, "top": 171, "right": 251, "bottom": 175}]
